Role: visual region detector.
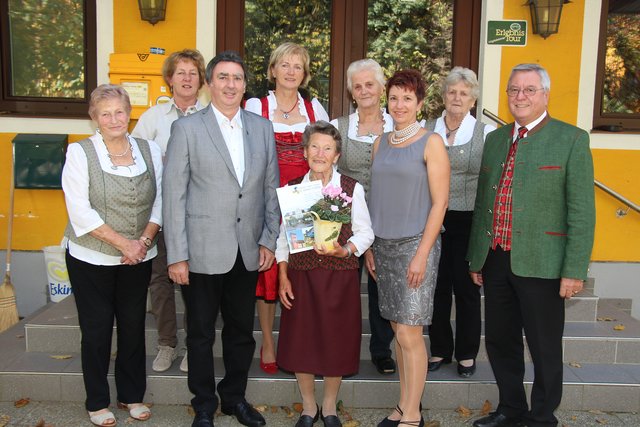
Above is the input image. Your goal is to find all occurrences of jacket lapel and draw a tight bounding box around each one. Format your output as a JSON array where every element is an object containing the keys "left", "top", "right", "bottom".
[{"left": 200, "top": 105, "right": 240, "bottom": 184}]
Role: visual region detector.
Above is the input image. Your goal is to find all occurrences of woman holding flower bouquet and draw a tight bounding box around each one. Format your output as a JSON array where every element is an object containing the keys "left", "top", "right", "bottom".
[
  {"left": 276, "top": 121, "right": 374, "bottom": 427},
  {"left": 366, "top": 70, "right": 450, "bottom": 427}
]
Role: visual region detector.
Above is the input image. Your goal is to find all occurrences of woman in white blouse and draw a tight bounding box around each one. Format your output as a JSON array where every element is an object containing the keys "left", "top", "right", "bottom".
[
  {"left": 244, "top": 42, "right": 329, "bottom": 375},
  {"left": 62, "top": 84, "right": 162, "bottom": 427}
]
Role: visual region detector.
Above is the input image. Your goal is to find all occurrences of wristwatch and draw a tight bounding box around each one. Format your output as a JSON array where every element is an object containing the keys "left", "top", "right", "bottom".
[{"left": 140, "top": 236, "right": 152, "bottom": 248}]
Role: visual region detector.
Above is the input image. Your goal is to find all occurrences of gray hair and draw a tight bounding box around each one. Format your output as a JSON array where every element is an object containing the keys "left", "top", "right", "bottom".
[
  {"left": 346, "top": 59, "right": 386, "bottom": 93},
  {"left": 88, "top": 84, "right": 131, "bottom": 121},
  {"left": 302, "top": 121, "right": 343, "bottom": 154},
  {"left": 441, "top": 66, "right": 480, "bottom": 100},
  {"left": 509, "top": 63, "right": 551, "bottom": 92}
]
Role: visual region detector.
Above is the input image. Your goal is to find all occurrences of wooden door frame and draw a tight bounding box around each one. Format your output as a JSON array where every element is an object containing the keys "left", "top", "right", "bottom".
[{"left": 216, "top": 0, "right": 481, "bottom": 118}]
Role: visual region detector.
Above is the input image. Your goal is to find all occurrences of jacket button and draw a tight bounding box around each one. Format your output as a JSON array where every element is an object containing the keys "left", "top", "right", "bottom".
[
  {"left": 486, "top": 231, "right": 492, "bottom": 237},
  {"left": 237, "top": 218, "right": 241, "bottom": 222},
  {"left": 239, "top": 194, "right": 242, "bottom": 198},
  {"left": 492, "top": 185, "right": 498, "bottom": 190},
  {"left": 488, "top": 209, "right": 492, "bottom": 214}
]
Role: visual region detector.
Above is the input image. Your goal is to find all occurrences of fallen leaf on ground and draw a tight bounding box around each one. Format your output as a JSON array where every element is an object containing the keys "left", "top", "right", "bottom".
[
  {"left": 271, "top": 406, "right": 278, "bottom": 413},
  {"left": 343, "top": 420, "right": 360, "bottom": 427},
  {"left": 15, "top": 334, "right": 24, "bottom": 339},
  {"left": 0, "top": 414, "right": 10, "bottom": 427},
  {"left": 480, "top": 400, "right": 492, "bottom": 416},
  {"left": 254, "top": 404, "right": 268, "bottom": 412},
  {"left": 292, "top": 403, "right": 303, "bottom": 413},
  {"left": 456, "top": 405, "right": 472, "bottom": 418},
  {"left": 424, "top": 421, "right": 441, "bottom": 427},
  {"left": 571, "top": 415, "right": 578, "bottom": 420},
  {"left": 187, "top": 406, "right": 195, "bottom": 417},
  {"left": 569, "top": 362, "right": 582, "bottom": 368},
  {"left": 49, "top": 354, "right": 73, "bottom": 360},
  {"left": 596, "top": 418, "right": 608, "bottom": 424},
  {"left": 597, "top": 317, "right": 616, "bottom": 322},
  {"left": 14, "top": 398, "right": 30, "bottom": 408},
  {"left": 281, "top": 406, "right": 294, "bottom": 418},
  {"left": 337, "top": 401, "right": 353, "bottom": 421},
  {"left": 613, "top": 324, "right": 625, "bottom": 331}
]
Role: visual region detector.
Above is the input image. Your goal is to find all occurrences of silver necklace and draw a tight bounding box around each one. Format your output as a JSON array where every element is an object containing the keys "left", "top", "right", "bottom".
[
  {"left": 106, "top": 142, "right": 131, "bottom": 158},
  {"left": 390, "top": 121, "right": 421, "bottom": 145}
]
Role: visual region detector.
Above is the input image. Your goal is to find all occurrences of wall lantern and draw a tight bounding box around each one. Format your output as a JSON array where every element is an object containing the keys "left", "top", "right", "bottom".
[
  {"left": 138, "top": 0, "right": 167, "bottom": 25},
  {"left": 527, "top": 0, "right": 570, "bottom": 39}
]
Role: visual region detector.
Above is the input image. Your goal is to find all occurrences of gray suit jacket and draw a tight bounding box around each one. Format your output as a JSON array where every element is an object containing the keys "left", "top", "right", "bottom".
[{"left": 162, "top": 105, "right": 280, "bottom": 274}]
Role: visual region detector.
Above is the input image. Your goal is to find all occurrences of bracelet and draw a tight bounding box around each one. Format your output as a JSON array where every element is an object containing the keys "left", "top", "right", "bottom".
[
  {"left": 140, "top": 236, "right": 152, "bottom": 248},
  {"left": 343, "top": 244, "right": 352, "bottom": 259}
]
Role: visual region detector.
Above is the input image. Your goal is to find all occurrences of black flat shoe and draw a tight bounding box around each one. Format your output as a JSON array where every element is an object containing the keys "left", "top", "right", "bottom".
[
  {"left": 372, "top": 356, "right": 397, "bottom": 374},
  {"left": 472, "top": 412, "right": 522, "bottom": 427},
  {"left": 295, "top": 404, "right": 320, "bottom": 427},
  {"left": 427, "top": 357, "right": 452, "bottom": 372},
  {"left": 191, "top": 410, "right": 214, "bottom": 427},
  {"left": 320, "top": 407, "right": 342, "bottom": 427},
  {"left": 457, "top": 360, "right": 476, "bottom": 378},
  {"left": 221, "top": 400, "right": 266, "bottom": 427}
]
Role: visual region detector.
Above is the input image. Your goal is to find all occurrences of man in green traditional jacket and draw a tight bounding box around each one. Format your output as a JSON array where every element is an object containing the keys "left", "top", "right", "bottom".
[{"left": 468, "top": 63, "right": 595, "bottom": 427}]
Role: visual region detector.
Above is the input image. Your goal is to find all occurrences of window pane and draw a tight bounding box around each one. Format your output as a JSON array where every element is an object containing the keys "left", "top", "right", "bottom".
[
  {"left": 8, "top": 0, "right": 85, "bottom": 99},
  {"left": 244, "top": 0, "right": 331, "bottom": 110},
  {"left": 601, "top": 6, "right": 640, "bottom": 114},
  {"left": 367, "top": 0, "right": 453, "bottom": 118}
]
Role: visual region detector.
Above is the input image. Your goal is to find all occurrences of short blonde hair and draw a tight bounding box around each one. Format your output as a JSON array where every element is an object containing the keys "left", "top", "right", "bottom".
[
  {"left": 88, "top": 84, "right": 131, "bottom": 121},
  {"left": 267, "top": 42, "right": 311, "bottom": 87},
  {"left": 162, "top": 49, "right": 206, "bottom": 91}
]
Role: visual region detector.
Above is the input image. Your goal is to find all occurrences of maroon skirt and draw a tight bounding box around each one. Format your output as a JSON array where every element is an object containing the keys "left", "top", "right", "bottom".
[{"left": 276, "top": 268, "right": 361, "bottom": 377}]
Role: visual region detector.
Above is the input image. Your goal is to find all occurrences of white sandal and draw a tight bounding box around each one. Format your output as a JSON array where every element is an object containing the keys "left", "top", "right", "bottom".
[
  {"left": 88, "top": 409, "right": 116, "bottom": 426},
  {"left": 117, "top": 402, "right": 151, "bottom": 421}
]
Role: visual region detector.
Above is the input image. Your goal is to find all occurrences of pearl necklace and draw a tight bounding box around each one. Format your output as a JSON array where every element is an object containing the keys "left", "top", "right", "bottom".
[{"left": 390, "top": 121, "right": 421, "bottom": 145}]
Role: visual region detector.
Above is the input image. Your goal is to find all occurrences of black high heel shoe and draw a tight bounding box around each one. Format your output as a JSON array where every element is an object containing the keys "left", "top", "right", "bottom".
[
  {"left": 398, "top": 417, "right": 425, "bottom": 427},
  {"left": 295, "top": 404, "right": 319, "bottom": 427},
  {"left": 377, "top": 405, "right": 403, "bottom": 427}
]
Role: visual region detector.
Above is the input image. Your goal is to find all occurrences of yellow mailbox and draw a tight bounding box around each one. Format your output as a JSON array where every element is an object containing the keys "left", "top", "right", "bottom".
[{"left": 108, "top": 53, "right": 171, "bottom": 119}]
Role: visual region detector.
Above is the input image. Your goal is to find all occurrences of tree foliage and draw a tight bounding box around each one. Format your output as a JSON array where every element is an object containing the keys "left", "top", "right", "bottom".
[
  {"left": 8, "top": 0, "right": 85, "bottom": 99},
  {"left": 603, "top": 14, "right": 640, "bottom": 114},
  {"left": 367, "top": 0, "right": 453, "bottom": 118}
]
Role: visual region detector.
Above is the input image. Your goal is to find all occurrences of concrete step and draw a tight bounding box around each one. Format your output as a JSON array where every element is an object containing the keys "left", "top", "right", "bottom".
[{"left": 23, "top": 296, "right": 640, "bottom": 365}]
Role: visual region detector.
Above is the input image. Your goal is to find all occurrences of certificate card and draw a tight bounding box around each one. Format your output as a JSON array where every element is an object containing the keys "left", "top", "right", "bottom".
[{"left": 276, "top": 180, "right": 323, "bottom": 254}]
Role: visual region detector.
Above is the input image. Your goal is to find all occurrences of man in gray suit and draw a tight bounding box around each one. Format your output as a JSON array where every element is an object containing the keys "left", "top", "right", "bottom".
[{"left": 163, "top": 51, "right": 280, "bottom": 427}]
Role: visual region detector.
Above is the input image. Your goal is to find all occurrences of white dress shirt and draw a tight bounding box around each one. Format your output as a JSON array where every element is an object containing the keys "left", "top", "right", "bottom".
[
  {"left": 275, "top": 169, "right": 374, "bottom": 263},
  {"left": 514, "top": 111, "right": 547, "bottom": 142},
  {"left": 211, "top": 104, "right": 245, "bottom": 186},
  {"left": 431, "top": 111, "right": 496, "bottom": 146},
  {"left": 62, "top": 132, "right": 163, "bottom": 265},
  {"left": 131, "top": 98, "right": 205, "bottom": 156}
]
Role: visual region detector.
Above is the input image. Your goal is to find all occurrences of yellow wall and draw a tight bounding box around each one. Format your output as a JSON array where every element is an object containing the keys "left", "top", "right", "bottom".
[
  {"left": 0, "top": 134, "right": 87, "bottom": 250},
  {"left": 592, "top": 149, "right": 640, "bottom": 261},
  {"left": 113, "top": 0, "right": 197, "bottom": 54}
]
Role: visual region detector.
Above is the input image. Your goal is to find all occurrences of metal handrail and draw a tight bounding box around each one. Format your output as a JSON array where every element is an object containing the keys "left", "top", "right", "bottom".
[{"left": 482, "top": 109, "right": 639, "bottom": 217}]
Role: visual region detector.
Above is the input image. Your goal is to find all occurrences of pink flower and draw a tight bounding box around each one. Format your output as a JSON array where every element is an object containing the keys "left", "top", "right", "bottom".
[{"left": 330, "top": 205, "right": 339, "bottom": 212}]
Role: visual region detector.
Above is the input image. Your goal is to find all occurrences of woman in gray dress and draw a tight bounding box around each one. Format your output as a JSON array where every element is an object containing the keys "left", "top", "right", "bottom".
[{"left": 366, "top": 70, "right": 450, "bottom": 427}]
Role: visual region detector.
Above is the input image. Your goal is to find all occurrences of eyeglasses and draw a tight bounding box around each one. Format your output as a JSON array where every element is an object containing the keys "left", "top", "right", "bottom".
[{"left": 506, "top": 87, "right": 546, "bottom": 97}]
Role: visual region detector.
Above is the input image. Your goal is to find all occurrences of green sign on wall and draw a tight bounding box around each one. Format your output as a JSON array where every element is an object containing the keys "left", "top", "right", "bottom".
[{"left": 487, "top": 20, "right": 527, "bottom": 46}]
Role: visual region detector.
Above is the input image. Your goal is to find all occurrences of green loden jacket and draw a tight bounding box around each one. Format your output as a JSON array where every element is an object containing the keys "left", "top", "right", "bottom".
[{"left": 467, "top": 115, "right": 595, "bottom": 280}]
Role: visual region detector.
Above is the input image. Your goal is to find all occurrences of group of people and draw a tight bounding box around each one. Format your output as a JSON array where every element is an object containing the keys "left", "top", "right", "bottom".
[{"left": 61, "top": 41, "right": 595, "bottom": 427}]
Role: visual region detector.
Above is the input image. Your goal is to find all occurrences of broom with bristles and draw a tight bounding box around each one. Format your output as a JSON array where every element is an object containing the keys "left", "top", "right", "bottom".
[{"left": 0, "top": 153, "right": 19, "bottom": 333}]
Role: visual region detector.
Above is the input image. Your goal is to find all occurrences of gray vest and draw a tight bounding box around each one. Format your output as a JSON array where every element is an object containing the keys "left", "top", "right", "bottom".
[
  {"left": 64, "top": 138, "right": 157, "bottom": 256},
  {"left": 425, "top": 119, "right": 486, "bottom": 211},
  {"left": 335, "top": 115, "right": 373, "bottom": 198}
]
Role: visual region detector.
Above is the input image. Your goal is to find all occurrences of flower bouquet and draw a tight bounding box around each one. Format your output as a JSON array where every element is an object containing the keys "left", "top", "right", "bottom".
[{"left": 307, "top": 184, "right": 352, "bottom": 248}]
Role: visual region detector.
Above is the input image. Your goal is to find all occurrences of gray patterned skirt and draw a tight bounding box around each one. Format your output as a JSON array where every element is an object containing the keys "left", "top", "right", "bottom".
[{"left": 373, "top": 233, "right": 441, "bottom": 326}]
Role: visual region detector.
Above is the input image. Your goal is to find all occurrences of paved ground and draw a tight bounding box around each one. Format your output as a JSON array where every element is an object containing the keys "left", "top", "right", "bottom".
[{"left": 0, "top": 401, "right": 639, "bottom": 427}]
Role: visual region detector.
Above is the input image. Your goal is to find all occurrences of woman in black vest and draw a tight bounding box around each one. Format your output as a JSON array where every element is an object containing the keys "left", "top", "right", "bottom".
[{"left": 276, "top": 121, "right": 374, "bottom": 427}]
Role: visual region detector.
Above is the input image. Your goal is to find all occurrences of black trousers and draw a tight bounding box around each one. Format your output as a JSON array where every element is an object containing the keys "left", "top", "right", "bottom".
[
  {"left": 429, "top": 210, "right": 481, "bottom": 361},
  {"left": 482, "top": 247, "right": 564, "bottom": 427},
  {"left": 181, "top": 251, "right": 258, "bottom": 414},
  {"left": 362, "top": 258, "right": 395, "bottom": 359},
  {"left": 66, "top": 252, "right": 150, "bottom": 412}
]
